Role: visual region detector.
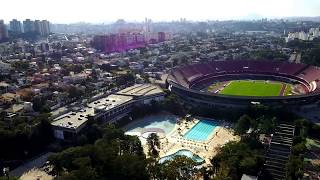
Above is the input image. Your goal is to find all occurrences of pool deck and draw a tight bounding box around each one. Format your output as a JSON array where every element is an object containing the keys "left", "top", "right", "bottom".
[
  {"left": 124, "top": 114, "right": 239, "bottom": 166},
  {"left": 156, "top": 117, "right": 239, "bottom": 165}
]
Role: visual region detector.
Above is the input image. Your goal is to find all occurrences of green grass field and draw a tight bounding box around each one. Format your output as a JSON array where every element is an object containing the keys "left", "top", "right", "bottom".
[
  {"left": 219, "top": 80, "right": 283, "bottom": 96},
  {"left": 284, "top": 85, "right": 293, "bottom": 95}
]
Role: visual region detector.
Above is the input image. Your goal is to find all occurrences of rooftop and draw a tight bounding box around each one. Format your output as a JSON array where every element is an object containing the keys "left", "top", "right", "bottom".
[
  {"left": 116, "top": 84, "right": 164, "bottom": 97},
  {"left": 51, "top": 94, "right": 132, "bottom": 130},
  {"left": 51, "top": 84, "right": 164, "bottom": 131}
]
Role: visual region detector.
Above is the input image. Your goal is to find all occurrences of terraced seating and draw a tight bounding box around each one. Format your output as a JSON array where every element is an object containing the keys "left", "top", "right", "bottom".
[
  {"left": 168, "top": 60, "right": 320, "bottom": 94},
  {"left": 262, "top": 123, "right": 295, "bottom": 180},
  {"left": 297, "top": 66, "right": 320, "bottom": 82}
]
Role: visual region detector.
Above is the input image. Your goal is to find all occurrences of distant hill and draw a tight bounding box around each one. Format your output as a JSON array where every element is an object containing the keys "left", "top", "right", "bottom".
[{"left": 283, "top": 16, "right": 320, "bottom": 22}]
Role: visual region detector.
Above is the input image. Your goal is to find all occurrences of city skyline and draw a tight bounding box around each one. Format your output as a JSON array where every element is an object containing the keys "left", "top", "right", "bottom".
[{"left": 1, "top": 0, "right": 320, "bottom": 23}]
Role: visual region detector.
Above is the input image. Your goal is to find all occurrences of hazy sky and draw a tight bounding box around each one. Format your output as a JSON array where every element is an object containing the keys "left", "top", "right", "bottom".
[{"left": 1, "top": 0, "right": 320, "bottom": 23}]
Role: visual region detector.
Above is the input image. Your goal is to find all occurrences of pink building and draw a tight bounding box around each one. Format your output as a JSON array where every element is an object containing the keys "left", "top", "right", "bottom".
[{"left": 93, "top": 33, "right": 146, "bottom": 53}]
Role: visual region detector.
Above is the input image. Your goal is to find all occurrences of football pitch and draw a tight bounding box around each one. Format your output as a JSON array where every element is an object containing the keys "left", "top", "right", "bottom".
[{"left": 219, "top": 80, "right": 284, "bottom": 96}]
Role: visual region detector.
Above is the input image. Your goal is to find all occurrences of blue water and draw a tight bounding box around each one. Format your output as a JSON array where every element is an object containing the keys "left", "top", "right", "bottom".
[
  {"left": 183, "top": 119, "right": 218, "bottom": 141},
  {"left": 126, "top": 114, "right": 177, "bottom": 134},
  {"left": 159, "top": 149, "right": 204, "bottom": 164}
]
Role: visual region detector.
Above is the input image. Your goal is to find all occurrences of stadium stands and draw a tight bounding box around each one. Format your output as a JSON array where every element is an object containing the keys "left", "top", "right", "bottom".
[
  {"left": 167, "top": 60, "right": 320, "bottom": 107},
  {"left": 262, "top": 124, "right": 295, "bottom": 180},
  {"left": 168, "top": 60, "right": 320, "bottom": 94}
]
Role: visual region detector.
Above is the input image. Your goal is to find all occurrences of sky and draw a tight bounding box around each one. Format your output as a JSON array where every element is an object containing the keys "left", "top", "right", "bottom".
[{"left": 1, "top": 0, "right": 320, "bottom": 23}]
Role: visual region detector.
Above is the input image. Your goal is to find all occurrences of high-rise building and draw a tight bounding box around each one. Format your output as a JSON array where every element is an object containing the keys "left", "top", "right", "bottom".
[
  {"left": 23, "top": 19, "right": 35, "bottom": 33},
  {"left": 298, "top": 31, "right": 308, "bottom": 41},
  {"left": 144, "top": 18, "right": 152, "bottom": 42},
  {"left": 34, "top": 20, "right": 42, "bottom": 34},
  {"left": 93, "top": 33, "right": 146, "bottom": 53},
  {"left": 0, "top": 20, "right": 9, "bottom": 41},
  {"left": 22, "top": 19, "right": 50, "bottom": 36},
  {"left": 158, "top": 32, "right": 166, "bottom": 42},
  {"left": 9, "top": 19, "right": 22, "bottom": 33},
  {"left": 40, "top": 20, "right": 50, "bottom": 36},
  {"left": 34, "top": 20, "right": 50, "bottom": 36}
]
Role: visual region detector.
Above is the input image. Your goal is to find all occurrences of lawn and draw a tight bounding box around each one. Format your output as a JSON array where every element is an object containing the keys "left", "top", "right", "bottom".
[{"left": 219, "top": 80, "right": 283, "bottom": 96}]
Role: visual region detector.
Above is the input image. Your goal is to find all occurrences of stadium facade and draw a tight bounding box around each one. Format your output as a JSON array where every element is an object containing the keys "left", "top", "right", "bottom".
[{"left": 166, "top": 60, "right": 320, "bottom": 108}]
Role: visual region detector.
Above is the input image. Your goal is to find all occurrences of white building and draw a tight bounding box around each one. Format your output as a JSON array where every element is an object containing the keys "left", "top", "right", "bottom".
[
  {"left": 309, "top": 27, "right": 320, "bottom": 38},
  {"left": 62, "top": 72, "right": 88, "bottom": 83},
  {"left": 51, "top": 84, "right": 165, "bottom": 141},
  {"left": 286, "top": 27, "right": 320, "bottom": 42},
  {"left": 298, "top": 31, "right": 308, "bottom": 41}
]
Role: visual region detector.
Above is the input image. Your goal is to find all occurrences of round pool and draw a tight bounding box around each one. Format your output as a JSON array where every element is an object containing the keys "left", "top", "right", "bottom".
[
  {"left": 125, "top": 114, "right": 177, "bottom": 135},
  {"left": 159, "top": 149, "right": 204, "bottom": 164}
]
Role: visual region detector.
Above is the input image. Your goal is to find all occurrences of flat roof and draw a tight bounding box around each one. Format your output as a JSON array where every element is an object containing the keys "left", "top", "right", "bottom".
[
  {"left": 51, "top": 94, "right": 132, "bottom": 130},
  {"left": 116, "top": 84, "right": 164, "bottom": 97}
]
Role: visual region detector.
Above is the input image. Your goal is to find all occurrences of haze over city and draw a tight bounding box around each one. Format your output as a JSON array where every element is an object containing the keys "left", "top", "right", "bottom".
[
  {"left": 1, "top": 0, "right": 320, "bottom": 179},
  {"left": 1, "top": 0, "right": 320, "bottom": 23}
]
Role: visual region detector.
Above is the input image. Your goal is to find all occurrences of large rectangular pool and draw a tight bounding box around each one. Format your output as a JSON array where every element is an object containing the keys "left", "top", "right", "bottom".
[{"left": 183, "top": 119, "right": 218, "bottom": 141}]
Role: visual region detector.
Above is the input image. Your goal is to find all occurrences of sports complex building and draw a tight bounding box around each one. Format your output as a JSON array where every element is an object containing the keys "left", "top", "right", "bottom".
[
  {"left": 51, "top": 84, "right": 165, "bottom": 141},
  {"left": 166, "top": 60, "right": 320, "bottom": 108}
]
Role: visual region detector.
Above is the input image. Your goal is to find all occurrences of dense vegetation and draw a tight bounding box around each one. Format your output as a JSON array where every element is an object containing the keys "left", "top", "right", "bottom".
[
  {"left": 211, "top": 137, "right": 265, "bottom": 179},
  {"left": 286, "top": 119, "right": 320, "bottom": 180},
  {"left": 251, "top": 49, "right": 288, "bottom": 61},
  {"left": 49, "top": 125, "right": 149, "bottom": 180},
  {"left": 287, "top": 38, "right": 320, "bottom": 66},
  {"left": 51, "top": 92, "right": 320, "bottom": 180},
  {"left": 49, "top": 124, "right": 202, "bottom": 180},
  {"left": 1, "top": 91, "right": 319, "bottom": 179},
  {"left": 0, "top": 113, "right": 53, "bottom": 171}
]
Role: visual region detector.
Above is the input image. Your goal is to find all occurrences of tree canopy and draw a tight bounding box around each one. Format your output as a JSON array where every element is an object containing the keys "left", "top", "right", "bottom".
[
  {"left": 210, "top": 138, "right": 265, "bottom": 179},
  {"left": 49, "top": 125, "right": 149, "bottom": 180}
]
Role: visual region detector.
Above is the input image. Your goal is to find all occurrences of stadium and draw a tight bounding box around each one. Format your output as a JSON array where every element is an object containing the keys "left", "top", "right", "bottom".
[{"left": 166, "top": 60, "right": 320, "bottom": 108}]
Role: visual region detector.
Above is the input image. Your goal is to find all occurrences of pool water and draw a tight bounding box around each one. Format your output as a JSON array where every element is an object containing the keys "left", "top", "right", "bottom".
[
  {"left": 183, "top": 119, "right": 218, "bottom": 141},
  {"left": 159, "top": 149, "right": 204, "bottom": 164},
  {"left": 125, "top": 114, "right": 177, "bottom": 135}
]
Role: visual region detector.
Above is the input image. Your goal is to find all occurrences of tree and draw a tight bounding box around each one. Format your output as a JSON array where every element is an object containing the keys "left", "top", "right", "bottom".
[
  {"left": 0, "top": 113, "right": 53, "bottom": 162},
  {"left": 258, "top": 116, "right": 276, "bottom": 134},
  {"left": 210, "top": 140, "right": 264, "bottom": 179},
  {"left": 147, "top": 133, "right": 160, "bottom": 158},
  {"left": 115, "top": 72, "right": 135, "bottom": 86},
  {"left": 235, "top": 115, "right": 252, "bottom": 134},
  {"left": 292, "top": 142, "right": 306, "bottom": 155},
  {"left": 146, "top": 157, "right": 163, "bottom": 179},
  {"left": 286, "top": 155, "right": 304, "bottom": 180},
  {"left": 67, "top": 86, "right": 84, "bottom": 99},
  {"left": 141, "top": 73, "right": 151, "bottom": 83},
  {"left": 239, "top": 157, "right": 258, "bottom": 175},
  {"left": 159, "top": 156, "right": 197, "bottom": 180},
  {"left": 161, "top": 93, "right": 185, "bottom": 115},
  {"left": 63, "top": 167, "right": 98, "bottom": 180},
  {"left": 32, "top": 96, "right": 48, "bottom": 112},
  {"left": 49, "top": 125, "right": 148, "bottom": 180}
]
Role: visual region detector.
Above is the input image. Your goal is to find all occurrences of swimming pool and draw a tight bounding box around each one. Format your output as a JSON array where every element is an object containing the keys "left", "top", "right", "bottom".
[
  {"left": 125, "top": 114, "right": 177, "bottom": 135},
  {"left": 159, "top": 149, "right": 204, "bottom": 164},
  {"left": 183, "top": 119, "right": 218, "bottom": 141}
]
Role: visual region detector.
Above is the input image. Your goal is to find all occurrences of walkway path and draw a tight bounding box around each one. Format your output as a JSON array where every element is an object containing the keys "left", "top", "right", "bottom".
[
  {"left": 279, "top": 83, "right": 287, "bottom": 96},
  {"left": 10, "top": 152, "right": 53, "bottom": 177}
]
